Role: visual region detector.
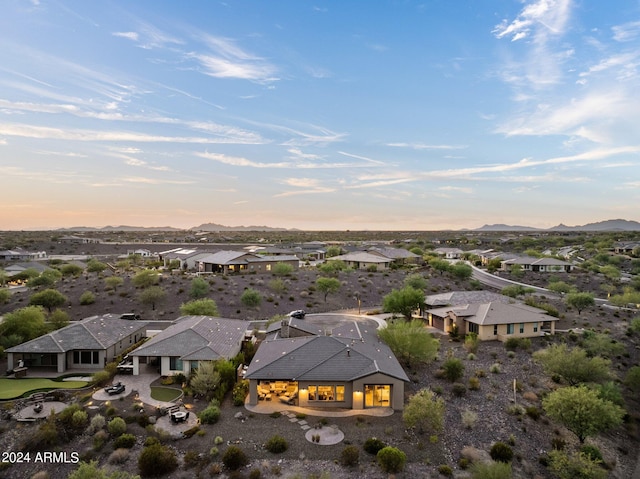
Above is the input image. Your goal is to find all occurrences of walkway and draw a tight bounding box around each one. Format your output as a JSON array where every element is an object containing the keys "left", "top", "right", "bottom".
[{"left": 245, "top": 398, "right": 393, "bottom": 418}]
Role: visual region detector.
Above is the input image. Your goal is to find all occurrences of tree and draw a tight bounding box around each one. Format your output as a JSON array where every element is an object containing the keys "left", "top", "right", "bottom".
[
  {"left": 318, "top": 260, "right": 346, "bottom": 275},
  {"left": 60, "top": 263, "right": 84, "bottom": 277},
  {"left": 565, "top": 292, "right": 595, "bottom": 315},
  {"left": 138, "top": 286, "right": 166, "bottom": 311},
  {"left": 409, "top": 246, "right": 424, "bottom": 256},
  {"left": 272, "top": 262, "right": 294, "bottom": 276},
  {"left": 382, "top": 286, "right": 425, "bottom": 319},
  {"left": 29, "top": 288, "right": 68, "bottom": 312},
  {"left": 580, "top": 330, "right": 625, "bottom": 359},
  {"left": 240, "top": 288, "right": 262, "bottom": 308},
  {"left": 180, "top": 298, "right": 219, "bottom": 316},
  {"left": 548, "top": 281, "right": 576, "bottom": 294},
  {"left": 451, "top": 262, "right": 473, "bottom": 280},
  {"left": 27, "top": 269, "right": 62, "bottom": 288},
  {"left": 402, "top": 388, "right": 444, "bottom": 435},
  {"left": 104, "top": 276, "right": 124, "bottom": 291},
  {"left": 190, "top": 361, "right": 221, "bottom": 400},
  {"left": 86, "top": 260, "right": 107, "bottom": 274},
  {"left": 0, "top": 269, "right": 7, "bottom": 286},
  {"left": 189, "top": 277, "right": 209, "bottom": 299},
  {"left": 325, "top": 246, "right": 342, "bottom": 258},
  {"left": 79, "top": 291, "right": 96, "bottom": 305},
  {"left": 131, "top": 269, "right": 160, "bottom": 288},
  {"left": 316, "top": 276, "right": 341, "bottom": 302},
  {"left": 509, "top": 263, "right": 524, "bottom": 279},
  {"left": 49, "top": 309, "right": 70, "bottom": 329},
  {"left": 624, "top": 366, "right": 640, "bottom": 393},
  {"left": 429, "top": 258, "right": 450, "bottom": 275},
  {"left": 533, "top": 343, "right": 611, "bottom": 386},
  {"left": 0, "top": 289, "right": 10, "bottom": 304},
  {"left": 378, "top": 320, "right": 439, "bottom": 367},
  {"left": 404, "top": 273, "right": 427, "bottom": 291},
  {"left": 543, "top": 385, "right": 624, "bottom": 443},
  {"left": 599, "top": 265, "right": 621, "bottom": 282},
  {"left": 268, "top": 278, "right": 287, "bottom": 294},
  {"left": 0, "top": 306, "right": 48, "bottom": 346}
]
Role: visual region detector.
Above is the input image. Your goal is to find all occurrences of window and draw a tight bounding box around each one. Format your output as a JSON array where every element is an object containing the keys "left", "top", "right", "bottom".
[
  {"left": 533, "top": 322, "right": 538, "bottom": 333},
  {"left": 364, "top": 385, "right": 391, "bottom": 407},
  {"left": 266, "top": 264, "right": 272, "bottom": 271},
  {"left": 307, "top": 384, "right": 344, "bottom": 402},
  {"left": 169, "top": 357, "right": 183, "bottom": 371},
  {"left": 519, "top": 323, "right": 524, "bottom": 334},
  {"left": 468, "top": 322, "right": 479, "bottom": 334},
  {"left": 506, "top": 324, "right": 514, "bottom": 335},
  {"left": 493, "top": 324, "right": 498, "bottom": 336},
  {"left": 73, "top": 350, "right": 99, "bottom": 365}
]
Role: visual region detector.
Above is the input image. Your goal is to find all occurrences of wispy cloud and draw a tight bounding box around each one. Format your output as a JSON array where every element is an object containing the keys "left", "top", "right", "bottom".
[
  {"left": 197, "top": 151, "right": 384, "bottom": 169},
  {"left": 612, "top": 21, "right": 640, "bottom": 42},
  {"left": 112, "top": 31, "right": 139, "bottom": 42},
  {"left": 493, "top": 0, "right": 572, "bottom": 42},
  {"left": 122, "top": 176, "right": 194, "bottom": 185},
  {"left": 273, "top": 178, "right": 335, "bottom": 197},
  {"left": 386, "top": 142, "right": 467, "bottom": 150}
]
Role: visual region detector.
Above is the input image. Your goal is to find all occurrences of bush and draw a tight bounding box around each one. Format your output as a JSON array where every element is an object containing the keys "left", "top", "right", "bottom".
[
  {"left": 490, "top": 363, "right": 501, "bottom": 374},
  {"left": 580, "top": 444, "right": 603, "bottom": 462},
  {"left": 138, "top": 444, "right": 178, "bottom": 477},
  {"left": 114, "top": 433, "right": 136, "bottom": 449},
  {"left": 525, "top": 406, "right": 541, "bottom": 421},
  {"left": 442, "top": 357, "right": 465, "bottom": 382},
  {"left": 249, "top": 468, "right": 262, "bottom": 479},
  {"left": 87, "top": 414, "right": 106, "bottom": 434},
  {"left": 107, "top": 417, "right": 127, "bottom": 436},
  {"left": 108, "top": 448, "right": 130, "bottom": 465},
  {"left": 199, "top": 405, "right": 221, "bottom": 424},
  {"left": 79, "top": 291, "right": 95, "bottom": 305},
  {"left": 233, "top": 380, "right": 250, "bottom": 406},
  {"left": 490, "top": 442, "right": 514, "bottom": 463},
  {"left": 438, "top": 464, "right": 453, "bottom": 476},
  {"left": 469, "top": 377, "right": 481, "bottom": 390},
  {"left": 363, "top": 437, "right": 386, "bottom": 455},
  {"left": 469, "top": 461, "right": 512, "bottom": 479},
  {"left": 341, "top": 445, "right": 360, "bottom": 467},
  {"left": 452, "top": 382, "right": 467, "bottom": 397},
  {"left": 222, "top": 445, "right": 248, "bottom": 470},
  {"left": 377, "top": 446, "right": 407, "bottom": 473},
  {"left": 265, "top": 434, "right": 288, "bottom": 453}
]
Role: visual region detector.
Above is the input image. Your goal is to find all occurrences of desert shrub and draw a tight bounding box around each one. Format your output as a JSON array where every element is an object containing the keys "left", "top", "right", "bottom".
[
  {"left": 265, "top": 435, "right": 288, "bottom": 453},
  {"left": 461, "top": 409, "right": 478, "bottom": 429},
  {"left": 71, "top": 410, "right": 88, "bottom": 429},
  {"left": 92, "top": 430, "right": 109, "bottom": 450},
  {"left": 464, "top": 333, "right": 479, "bottom": 353},
  {"left": 214, "top": 435, "right": 224, "bottom": 445},
  {"left": 138, "top": 444, "right": 178, "bottom": 477},
  {"left": 490, "top": 363, "right": 501, "bottom": 374},
  {"left": 107, "top": 417, "right": 127, "bottom": 436},
  {"left": 547, "top": 450, "right": 607, "bottom": 479},
  {"left": 79, "top": 291, "right": 95, "bottom": 305},
  {"left": 442, "top": 357, "right": 465, "bottom": 382},
  {"left": 525, "top": 406, "right": 541, "bottom": 421},
  {"left": 452, "top": 382, "right": 467, "bottom": 397},
  {"left": 467, "top": 353, "right": 477, "bottom": 361},
  {"left": 438, "top": 464, "right": 453, "bottom": 476},
  {"left": 108, "top": 448, "right": 129, "bottom": 465},
  {"left": 184, "top": 450, "right": 202, "bottom": 469},
  {"left": 199, "top": 404, "right": 221, "bottom": 424},
  {"left": 580, "top": 444, "right": 603, "bottom": 462},
  {"left": 249, "top": 468, "right": 262, "bottom": 479},
  {"left": 233, "top": 379, "right": 250, "bottom": 406},
  {"left": 114, "top": 433, "right": 136, "bottom": 449},
  {"left": 209, "top": 463, "right": 223, "bottom": 475},
  {"left": 376, "top": 446, "right": 407, "bottom": 473},
  {"left": 87, "top": 414, "right": 106, "bottom": 434},
  {"left": 469, "top": 461, "right": 512, "bottom": 479},
  {"left": 91, "top": 370, "right": 112, "bottom": 386},
  {"left": 341, "top": 445, "right": 360, "bottom": 466},
  {"left": 222, "top": 445, "right": 248, "bottom": 470},
  {"left": 23, "top": 415, "right": 59, "bottom": 451},
  {"left": 364, "top": 437, "right": 386, "bottom": 455},
  {"left": 144, "top": 436, "right": 160, "bottom": 447},
  {"left": 490, "top": 442, "right": 514, "bottom": 463},
  {"left": 469, "top": 377, "right": 481, "bottom": 390}
]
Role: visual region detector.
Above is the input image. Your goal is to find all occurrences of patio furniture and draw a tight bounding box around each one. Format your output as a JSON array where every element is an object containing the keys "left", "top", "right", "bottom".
[
  {"left": 105, "top": 382, "right": 125, "bottom": 395},
  {"left": 171, "top": 411, "right": 188, "bottom": 423},
  {"left": 33, "top": 403, "right": 43, "bottom": 414}
]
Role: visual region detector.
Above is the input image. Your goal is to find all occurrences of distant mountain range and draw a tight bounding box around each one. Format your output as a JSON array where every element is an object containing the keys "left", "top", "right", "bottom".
[
  {"left": 51, "top": 219, "right": 640, "bottom": 233},
  {"left": 475, "top": 219, "right": 640, "bottom": 232}
]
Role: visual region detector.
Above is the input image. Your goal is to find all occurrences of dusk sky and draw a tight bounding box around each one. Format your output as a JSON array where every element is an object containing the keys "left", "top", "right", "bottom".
[{"left": 1, "top": 1, "right": 639, "bottom": 231}]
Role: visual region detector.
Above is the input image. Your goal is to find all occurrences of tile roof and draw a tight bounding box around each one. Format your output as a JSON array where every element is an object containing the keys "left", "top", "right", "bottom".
[
  {"left": 6, "top": 314, "right": 149, "bottom": 354},
  {"left": 246, "top": 323, "right": 409, "bottom": 383},
  {"left": 129, "top": 316, "right": 248, "bottom": 361},
  {"left": 197, "top": 251, "right": 253, "bottom": 265},
  {"left": 330, "top": 252, "right": 393, "bottom": 264},
  {"left": 426, "top": 290, "right": 512, "bottom": 306},
  {"left": 426, "top": 301, "right": 554, "bottom": 326}
]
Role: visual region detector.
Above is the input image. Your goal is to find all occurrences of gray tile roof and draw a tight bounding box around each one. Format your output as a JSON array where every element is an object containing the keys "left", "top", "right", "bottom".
[
  {"left": 330, "top": 252, "right": 393, "bottom": 264},
  {"left": 197, "top": 251, "right": 252, "bottom": 265},
  {"left": 368, "top": 247, "right": 419, "bottom": 259},
  {"left": 426, "top": 290, "right": 512, "bottom": 306},
  {"left": 246, "top": 324, "right": 409, "bottom": 383},
  {"left": 426, "top": 301, "right": 554, "bottom": 326},
  {"left": 6, "top": 314, "right": 149, "bottom": 354},
  {"left": 129, "top": 316, "right": 248, "bottom": 361}
]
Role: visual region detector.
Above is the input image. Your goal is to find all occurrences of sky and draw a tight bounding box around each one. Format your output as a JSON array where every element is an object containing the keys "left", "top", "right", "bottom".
[{"left": 1, "top": 0, "right": 639, "bottom": 231}]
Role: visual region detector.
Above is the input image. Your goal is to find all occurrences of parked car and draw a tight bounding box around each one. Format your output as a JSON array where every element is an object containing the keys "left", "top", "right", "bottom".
[
  {"left": 120, "top": 313, "right": 141, "bottom": 320},
  {"left": 105, "top": 382, "right": 126, "bottom": 395},
  {"left": 289, "top": 310, "right": 306, "bottom": 319}
]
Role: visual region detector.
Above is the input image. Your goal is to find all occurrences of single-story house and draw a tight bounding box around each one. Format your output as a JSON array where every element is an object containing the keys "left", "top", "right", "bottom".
[
  {"left": 128, "top": 316, "right": 251, "bottom": 376},
  {"left": 425, "top": 301, "right": 556, "bottom": 341},
  {"left": 197, "top": 251, "right": 300, "bottom": 274},
  {"left": 614, "top": 242, "right": 640, "bottom": 254},
  {"left": 0, "top": 248, "right": 47, "bottom": 262},
  {"left": 58, "top": 235, "right": 100, "bottom": 244},
  {"left": 245, "top": 321, "right": 409, "bottom": 411},
  {"left": 501, "top": 256, "right": 574, "bottom": 273},
  {"left": 328, "top": 252, "right": 392, "bottom": 271},
  {"left": 4, "top": 262, "right": 52, "bottom": 277},
  {"left": 6, "top": 315, "right": 149, "bottom": 373},
  {"left": 265, "top": 316, "right": 327, "bottom": 339},
  {"left": 160, "top": 248, "right": 213, "bottom": 270},
  {"left": 433, "top": 247, "right": 464, "bottom": 260},
  {"left": 368, "top": 247, "right": 421, "bottom": 264}
]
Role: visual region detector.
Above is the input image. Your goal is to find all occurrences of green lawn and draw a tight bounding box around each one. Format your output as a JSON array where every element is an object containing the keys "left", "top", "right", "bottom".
[
  {"left": 0, "top": 378, "right": 89, "bottom": 400},
  {"left": 150, "top": 386, "right": 182, "bottom": 402}
]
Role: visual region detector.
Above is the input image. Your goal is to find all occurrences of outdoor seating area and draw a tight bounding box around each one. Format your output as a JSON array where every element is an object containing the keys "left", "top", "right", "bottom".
[
  {"left": 258, "top": 381, "right": 298, "bottom": 405},
  {"left": 166, "top": 405, "right": 190, "bottom": 424}
]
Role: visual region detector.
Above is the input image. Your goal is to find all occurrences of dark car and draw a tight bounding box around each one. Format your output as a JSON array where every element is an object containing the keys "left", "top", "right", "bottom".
[
  {"left": 120, "top": 313, "right": 141, "bottom": 320},
  {"left": 289, "top": 310, "right": 306, "bottom": 319},
  {"left": 105, "top": 382, "right": 126, "bottom": 395}
]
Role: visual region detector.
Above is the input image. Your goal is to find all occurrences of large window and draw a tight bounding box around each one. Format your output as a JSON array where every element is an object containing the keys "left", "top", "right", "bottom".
[
  {"left": 506, "top": 324, "right": 514, "bottom": 335},
  {"left": 365, "top": 385, "right": 391, "bottom": 407},
  {"left": 468, "top": 322, "right": 479, "bottom": 334},
  {"left": 169, "top": 357, "right": 183, "bottom": 371},
  {"left": 308, "top": 385, "right": 345, "bottom": 402},
  {"left": 73, "top": 351, "right": 99, "bottom": 365}
]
